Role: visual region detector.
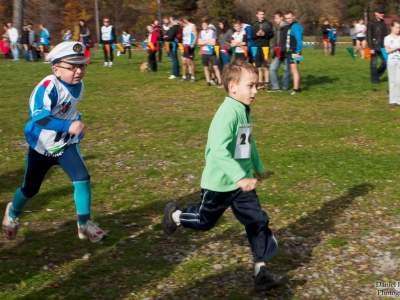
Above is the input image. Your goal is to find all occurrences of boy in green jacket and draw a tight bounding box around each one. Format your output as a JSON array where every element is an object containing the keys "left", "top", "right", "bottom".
[{"left": 162, "top": 60, "right": 288, "bottom": 292}]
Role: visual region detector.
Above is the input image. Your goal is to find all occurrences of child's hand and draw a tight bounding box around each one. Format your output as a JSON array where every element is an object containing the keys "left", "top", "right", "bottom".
[
  {"left": 69, "top": 121, "right": 86, "bottom": 135},
  {"left": 237, "top": 178, "right": 257, "bottom": 192}
]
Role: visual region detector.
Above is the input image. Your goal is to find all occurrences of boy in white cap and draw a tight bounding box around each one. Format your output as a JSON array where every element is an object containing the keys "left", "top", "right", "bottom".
[{"left": 2, "top": 42, "right": 107, "bottom": 243}]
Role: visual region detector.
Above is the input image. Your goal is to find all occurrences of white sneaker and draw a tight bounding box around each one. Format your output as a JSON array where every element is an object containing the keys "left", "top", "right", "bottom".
[
  {"left": 168, "top": 75, "right": 176, "bottom": 79},
  {"left": 2, "top": 202, "right": 19, "bottom": 240},
  {"left": 117, "top": 51, "right": 121, "bottom": 57},
  {"left": 78, "top": 220, "right": 107, "bottom": 243},
  {"left": 109, "top": 62, "right": 113, "bottom": 67},
  {"left": 104, "top": 62, "right": 109, "bottom": 67}
]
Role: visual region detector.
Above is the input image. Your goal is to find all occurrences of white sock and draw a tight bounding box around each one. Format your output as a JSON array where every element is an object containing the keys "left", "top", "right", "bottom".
[
  {"left": 172, "top": 210, "right": 182, "bottom": 225},
  {"left": 182, "top": 76, "right": 186, "bottom": 79},
  {"left": 255, "top": 263, "right": 266, "bottom": 276}
]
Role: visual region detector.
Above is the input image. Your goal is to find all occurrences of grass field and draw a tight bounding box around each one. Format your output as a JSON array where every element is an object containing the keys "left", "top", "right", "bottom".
[{"left": 0, "top": 45, "right": 399, "bottom": 300}]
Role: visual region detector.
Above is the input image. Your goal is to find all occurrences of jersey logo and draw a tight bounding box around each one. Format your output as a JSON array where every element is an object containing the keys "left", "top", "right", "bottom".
[{"left": 61, "top": 101, "right": 71, "bottom": 114}]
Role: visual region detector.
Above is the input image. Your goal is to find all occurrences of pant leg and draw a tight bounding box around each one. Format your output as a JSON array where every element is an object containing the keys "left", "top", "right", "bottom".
[
  {"left": 269, "top": 57, "right": 281, "bottom": 90},
  {"left": 158, "top": 46, "right": 162, "bottom": 62},
  {"left": 282, "top": 56, "right": 291, "bottom": 90},
  {"left": 103, "top": 46, "right": 109, "bottom": 62},
  {"left": 10, "top": 148, "right": 56, "bottom": 216},
  {"left": 127, "top": 46, "right": 131, "bottom": 59},
  {"left": 330, "top": 41, "right": 335, "bottom": 56},
  {"left": 371, "top": 52, "right": 380, "bottom": 83},
  {"left": 57, "top": 144, "right": 91, "bottom": 224},
  {"left": 109, "top": 49, "right": 114, "bottom": 62},
  {"left": 230, "top": 189, "right": 279, "bottom": 262},
  {"left": 180, "top": 189, "right": 233, "bottom": 231},
  {"left": 148, "top": 51, "right": 157, "bottom": 71},
  {"left": 12, "top": 42, "right": 20, "bottom": 60},
  {"left": 170, "top": 49, "right": 180, "bottom": 77}
]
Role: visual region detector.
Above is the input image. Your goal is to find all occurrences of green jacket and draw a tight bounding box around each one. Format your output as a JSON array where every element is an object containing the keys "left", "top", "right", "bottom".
[{"left": 201, "top": 96, "right": 265, "bottom": 192}]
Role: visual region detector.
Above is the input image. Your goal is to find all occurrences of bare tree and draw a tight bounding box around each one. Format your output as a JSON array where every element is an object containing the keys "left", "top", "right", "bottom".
[{"left": 13, "top": 0, "right": 24, "bottom": 31}]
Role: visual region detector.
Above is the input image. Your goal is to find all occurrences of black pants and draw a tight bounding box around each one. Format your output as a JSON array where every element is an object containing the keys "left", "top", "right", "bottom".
[
  {"left": 103, "top": 44, "right": 114, "bottom": 62},
  {"left": 330, "top": 40, "right": 336, "bottom": 56},
  {"left": 158, "top": 47, "right": 162, "bottom": 62},
  {"left": 180, "top": 188, "right": 279, "bottom": 262},
  {"left": 148, "top": 50, "right": 157, "bottom": 72},
  {"left": 122, "top": 46, "right": 131, "bottom": 59}
]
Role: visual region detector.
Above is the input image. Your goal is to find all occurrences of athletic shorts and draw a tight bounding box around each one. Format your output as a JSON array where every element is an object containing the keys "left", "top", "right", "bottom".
[
  {"left": 357, "top": 37, "right": 365, "bottom": 42},
  {"left": 287, "top": 52, "right": 300, "bottom": 65},
  {"left": 255, "top": 48, "right": 269, "bottom": 68},
  {"left": 201, "top": 54, "right": 218, "bottom": 66},
  {"left": 182, "top": 46, "right": 195, "bottom": 60},
  {"left": 322, "top": 38, "right": 329, "bottom": 43}
]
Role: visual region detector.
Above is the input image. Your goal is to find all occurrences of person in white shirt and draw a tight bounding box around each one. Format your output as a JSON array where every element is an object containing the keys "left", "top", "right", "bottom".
[
  {"left": 384, "top": 20, "right": 400, "bottom": 106},
  {"left": 7, "top": 22, "right": 19, "bottom": 61},
  {"left": 355, "top": 18, "right": 367, "bottom": 59}
]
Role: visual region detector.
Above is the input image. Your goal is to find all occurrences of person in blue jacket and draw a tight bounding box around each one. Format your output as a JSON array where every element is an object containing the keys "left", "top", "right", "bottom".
[
  {"left": 328, "top": 25, "right": 337, "bottom": 56},
  {"left": 284, "top": 11, "right": 303, "bottom": 95}
]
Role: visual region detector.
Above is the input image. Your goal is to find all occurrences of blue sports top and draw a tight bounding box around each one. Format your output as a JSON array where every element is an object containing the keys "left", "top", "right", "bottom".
[
  {"left": 41, "top": 29, "right": 50, "bottom": 45},
  {"left": 24, "top": 74, "right": 84, "bottom": 157}
]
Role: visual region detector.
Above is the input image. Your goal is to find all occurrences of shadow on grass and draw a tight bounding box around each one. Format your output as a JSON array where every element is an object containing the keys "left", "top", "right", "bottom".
[
  {"left": 302, "top": 74, "right": 339, "bottom": 88},
  {"left": 0, "top": 184, "right": 374, "bottom": 299},
  {"left": 0, "top": 154, "right": 97, "bottom": 197}
]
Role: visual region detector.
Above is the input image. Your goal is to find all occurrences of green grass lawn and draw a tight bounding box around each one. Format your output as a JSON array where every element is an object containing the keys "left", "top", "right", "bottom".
[{"left": 0, "top": 46, "right": 399, "bottom": 299}]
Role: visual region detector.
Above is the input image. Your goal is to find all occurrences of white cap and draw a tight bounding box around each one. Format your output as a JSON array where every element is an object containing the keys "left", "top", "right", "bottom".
[{"left": 46, "top": 42, "right": 89, "bottom": 64}]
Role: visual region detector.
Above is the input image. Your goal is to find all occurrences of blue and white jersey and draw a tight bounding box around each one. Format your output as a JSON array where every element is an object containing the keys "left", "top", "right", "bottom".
[
  {"left": 24, "top": 75, "right": 83, "bottom": 157},
  {"left": 101, "top": 25, "right": 114, "bottom": 42},
  {"left": 41, "top": 29, "right": 50, "bottom": 45},
  {"left": 121, "top": 34, "right": 132, "bottom": 47}
]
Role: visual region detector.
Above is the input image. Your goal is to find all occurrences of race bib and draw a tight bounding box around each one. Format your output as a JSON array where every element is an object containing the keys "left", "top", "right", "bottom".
[
  {"left": 234, "top": 124, "right": 252, "bottom": 159},
  {"left": 40, "top": 38, "right": 44, "bottom": 43}
]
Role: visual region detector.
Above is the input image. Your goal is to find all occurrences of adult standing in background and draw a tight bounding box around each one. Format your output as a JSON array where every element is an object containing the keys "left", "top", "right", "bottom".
[
  {"left": 100, "top": 18, "right": 116, "bottom": 67},
  {"left": 350, "top": 20, "right": 358, "bottom": 57},
  {"left": 251, "top": 8, "right": 274, "bottom": 90},
  {"left": 79, "top": 19, "right": 91, "bottom": 63},
  {"left": 153, "top": 19, "right": 163, "bottom": 63},
  {"left": 39, "top": 24, "right": 51, "bottom": 62},
  {"left": 355, "top": 18, "right": 367, "bottom": 59},
  {"left": 7, "top": 22, "right": 20, "bottom": 61},
  {"left": 147, "top": 25, "right": 159, "bottom": 72},
  {"left": 21, "top": 26, "right": 31, "bottom": 61},
  {"left": 269, "top": 11, "right": 290, "bottom": 92},
  {"left": 284, "top": 11, "right": 303, "bottom": 95},
  {"left": 218, "top": 18, "right": 233, "bottom": 72},
  {"left": 164, "top": 15, "right": 181, "bottom": 79},
  {"left": 367, "top": 7, "right": 388, "bottom": 84},
  {"left": 27, "top": 25, "right": 39, "bottom": 62},
  {"left": 321, "top": 20, "right": 331, "bottom": 56},
  {"left": 180, "top": 16, "right": 197, "bottom": 82}
]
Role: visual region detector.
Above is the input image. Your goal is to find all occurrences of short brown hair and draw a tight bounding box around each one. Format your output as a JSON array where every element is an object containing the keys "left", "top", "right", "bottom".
[
  {"left": 222, "top": 60, "right": 258, "bottom": 92},
  {"left": 257, "top": 8, "right": 265, "bottom": 13}
]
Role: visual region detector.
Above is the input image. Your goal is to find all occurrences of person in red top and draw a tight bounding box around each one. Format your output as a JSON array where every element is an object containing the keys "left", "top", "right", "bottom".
[
  {"left": 147, "top": 25, "right": 159, "bottom": 72},
  {"left": 153, "top": 19, "right": 163, "bottom": 62}
]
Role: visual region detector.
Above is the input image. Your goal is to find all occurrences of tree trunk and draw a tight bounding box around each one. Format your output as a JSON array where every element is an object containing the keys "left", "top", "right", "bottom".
[{"left": 13, "top": 0, "right": 24, "bottom": 31}]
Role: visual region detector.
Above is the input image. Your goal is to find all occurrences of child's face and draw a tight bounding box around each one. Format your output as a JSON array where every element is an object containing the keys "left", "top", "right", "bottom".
[
  {"left": 392, "top": 23, "right": 400, "bottom": 35},
  {"left": 52, "top": 63, "right": 86, "bottom": 85},
  {"left": 202, "top": 22, "right": 209, "bottom": 30},
  {"left": 229, "top": 70, "right": 258, "bottom": 106},
  {"left": 234, "top": 24, "right": 241, "bottom": 32}
]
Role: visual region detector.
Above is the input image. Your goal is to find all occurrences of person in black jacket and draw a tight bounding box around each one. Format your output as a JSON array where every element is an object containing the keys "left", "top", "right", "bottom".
[
  {"left": 164, "top": 15, "right": 181, "bottom": 79},
  {"left": 21, "top": 26, "right": 31, "bottom": 61},
  {"left": 367, "top": 7, "right": 388, "bottom": 84},
  {"left": 251, "top": 8, "right": 274, "bottom": 90},
  {"left": 321, "top": 20, "right": 331, "bottom": 56}
]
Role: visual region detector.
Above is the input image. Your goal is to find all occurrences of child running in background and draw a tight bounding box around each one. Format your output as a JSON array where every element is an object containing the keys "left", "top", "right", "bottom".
[
  {"left": 117, "top": 30, "right": 134, "bottom": 60},
  {"left": 2, "top": 42, "right": 107, "bottom": 243},
  {"left": 162, "top": 60, "right": 288, "bottom": 292},
  {"left": 384, "top": 20, "right": 400, "bottom": 106}
]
